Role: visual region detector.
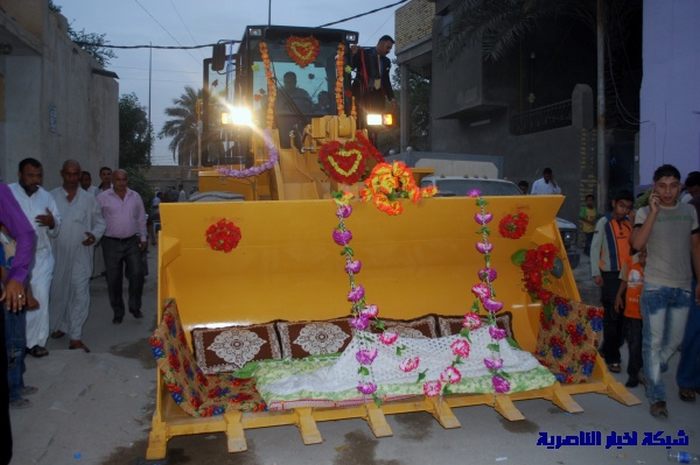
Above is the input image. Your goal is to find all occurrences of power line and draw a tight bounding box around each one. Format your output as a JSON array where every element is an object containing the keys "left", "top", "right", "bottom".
[
  {"left": 72, "top": 2, "right": 401, "bottom": 52},
  {"left": 112, "top": 64, "right": 201, "bottom": 74},
  {"left": 169, "top": 0, "right": 204, "bottom": 58},
  {"left": 317, "top": 0, "right": 409, "bottom": 28},
  {"left": 132, "top": 0, "right": 199, "bottom": 63},
  {"left": 72, "top": 41, "right": 238, "bottom": 50}
]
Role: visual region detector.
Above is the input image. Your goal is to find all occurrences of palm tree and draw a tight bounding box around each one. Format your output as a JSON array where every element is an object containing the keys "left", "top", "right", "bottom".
[
  {"left": 160, "top": 86, "right": 202, "bottom": 166},
  {"left": 439, "top": 0, "right": 594, "bottom": 63}
]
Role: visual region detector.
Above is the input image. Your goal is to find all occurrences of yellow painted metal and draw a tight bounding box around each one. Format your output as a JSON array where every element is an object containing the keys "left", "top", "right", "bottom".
[
  {"left": 149, "top": 191, "right": 638, "bottom": 458},
  {"left": 157, "top": 195, "right": 569, "bottom": 350},
  {"left": 197, "top": 116, "right": 369, "bottom": 200}
]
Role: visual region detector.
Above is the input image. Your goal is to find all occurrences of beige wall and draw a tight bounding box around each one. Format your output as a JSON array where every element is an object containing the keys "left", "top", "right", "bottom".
[{"left": 0, "top": 1, "right": 118, "bottom": 186}]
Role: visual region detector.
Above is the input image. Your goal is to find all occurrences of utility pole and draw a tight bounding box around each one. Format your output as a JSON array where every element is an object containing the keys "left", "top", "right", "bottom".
[
  {"left": 148, "top": 42, "right": 153, "bottom": 163},
  {"left": 596, "top": 0, "right": 608, "bottom": 212},
  {"left": 196, "top": 98, "right": 203, "bottom": 168},
  {"left": 268, "top": 0, "right": 272, "bottom": 26}
]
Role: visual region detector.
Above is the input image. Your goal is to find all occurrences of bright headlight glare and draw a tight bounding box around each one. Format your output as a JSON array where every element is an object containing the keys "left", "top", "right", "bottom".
[
  {"left": 223, "top": 106, "right": 253, "bottom": 126},
  {"left": 366, "top": 113, "right": 382, "bottom": 126}
]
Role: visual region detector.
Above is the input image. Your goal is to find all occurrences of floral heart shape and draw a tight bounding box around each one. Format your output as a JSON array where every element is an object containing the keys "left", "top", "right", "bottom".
[
  {"left": 319, "top": 140, "right": 368, "bottom": 185},
  {"left": 286, "top": 36, "right": 320, "bottom": 68}
]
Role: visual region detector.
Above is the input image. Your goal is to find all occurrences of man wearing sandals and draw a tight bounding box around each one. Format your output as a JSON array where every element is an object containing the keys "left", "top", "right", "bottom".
[{"left": 631, "top": 164, "right": 700, "bottom": 417}]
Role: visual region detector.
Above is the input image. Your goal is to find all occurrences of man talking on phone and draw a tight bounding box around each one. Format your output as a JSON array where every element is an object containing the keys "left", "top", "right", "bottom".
[{"left": 631, "top": 164, "right": 700, "bottom": 418}]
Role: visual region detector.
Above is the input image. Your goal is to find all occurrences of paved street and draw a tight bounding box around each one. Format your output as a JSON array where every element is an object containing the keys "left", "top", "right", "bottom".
[{"left": 9, "top": 249, "right": 699, "bottom": 465}]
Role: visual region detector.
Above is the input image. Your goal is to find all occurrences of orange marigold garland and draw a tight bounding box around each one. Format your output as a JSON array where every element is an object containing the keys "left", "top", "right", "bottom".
[
  {"left": 335, "top": 42, "right": 346, "bottom": 115},
  {"left": 498, "top": 211, "right": 529, "bottom": 239},
  {"left": 360, "top": 161, "right": 438, "bottom": 215},
  {"left": 259, "top": 42, "right": 276, "bottom": 129},
  {"left": 206, "top": 219, "right": 242, "bottom": 253},
  {"left": 285, "top": 36, "right": 320, "bottom": 68},
  {"left": 318, "top": 131, "right": 384, "bottom": 185}
]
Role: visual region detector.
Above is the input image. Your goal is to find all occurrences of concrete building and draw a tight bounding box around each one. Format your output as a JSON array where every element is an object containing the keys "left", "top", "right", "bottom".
[
  {"left": 395, "top": 0, "right": 642, "bottom": 222},
  {"left": 0, "top": 0, "right": 118, "bottom": 187}
]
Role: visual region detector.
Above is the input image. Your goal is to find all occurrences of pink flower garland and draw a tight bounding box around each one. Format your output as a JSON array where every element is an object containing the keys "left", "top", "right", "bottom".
[
  {"left": 333, "top": 191, "right": 390, "bottom": 402},
  {"left": 421, "top": 190, "right": 510, "bottom": 397},
  {"left": 216, "top": 128, "right": 279, "bottom": 178},
  {"left": 469, "top": 191, "right": 511, "bottom": 394}
]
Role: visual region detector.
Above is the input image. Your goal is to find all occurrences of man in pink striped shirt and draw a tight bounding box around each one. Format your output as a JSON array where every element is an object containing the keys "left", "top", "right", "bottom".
[{"left": 96, "top": 169, "right": 147, "bottom": 324}]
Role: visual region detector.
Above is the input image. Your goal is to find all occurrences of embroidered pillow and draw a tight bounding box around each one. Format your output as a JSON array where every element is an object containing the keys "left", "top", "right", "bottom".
[
  {"left": 191, "top": 323, "right": 282, "bottom": 375},
  {"left": 276, "top": 318, "right": 353, "bottom": 359},
  {"left": 380, "top": 315, "right": 438, "bottom": 339},
  {"left": 436, "top": 312, "right": 515, "bottom": 341}
]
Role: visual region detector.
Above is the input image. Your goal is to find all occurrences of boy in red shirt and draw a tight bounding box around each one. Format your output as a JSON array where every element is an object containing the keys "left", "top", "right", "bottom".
[{"left": 615, "top": 248, "right": 646, "bottom": 387}]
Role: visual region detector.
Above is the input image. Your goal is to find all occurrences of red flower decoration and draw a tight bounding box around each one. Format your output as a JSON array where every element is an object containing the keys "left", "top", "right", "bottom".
[
  {"left": 498, "top": 212, "right": 529, "bottom": 239},
  {"left": 206, "top": 219, "right": 242, "bottom": 253},
  {"left": 318, "top": 131, "right": 384, "bottom": 185},
  {"left": 285, "top": 35, "right": 320, "bottom": 68}
]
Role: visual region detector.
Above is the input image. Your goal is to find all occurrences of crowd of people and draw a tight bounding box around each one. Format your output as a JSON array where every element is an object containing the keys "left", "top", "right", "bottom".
[
  {"left": 1, "top": 159, "right": 149, "bottom": 416},
  {"left": 1, "top": 160, "right": 699, "bottom": 463},
  {"left": 588, "top": 165, "right": 700, "bottom": 417}
]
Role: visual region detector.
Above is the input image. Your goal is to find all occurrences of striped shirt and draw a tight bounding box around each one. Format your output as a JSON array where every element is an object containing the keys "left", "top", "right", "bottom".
[{"left": 590, "top": 214, "right": 632, "bottom": 278}]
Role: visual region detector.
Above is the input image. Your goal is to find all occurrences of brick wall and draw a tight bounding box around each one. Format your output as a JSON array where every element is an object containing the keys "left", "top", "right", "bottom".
[{"left": 395, "top": 0, "right": 435, "bottom": 53}]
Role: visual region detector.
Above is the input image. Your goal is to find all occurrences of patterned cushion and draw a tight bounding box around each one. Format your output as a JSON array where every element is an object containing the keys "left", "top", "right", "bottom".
[
  {"left": 436, "top": 312, "right": 515, "bottom": 341},
  {"left": 191, "top": 323, "right": 282, "bottom": 375},
  {"left": 380, "top": 315, "right": 438, "bottom": 339},
  {"left": 534, "top": 296, "right": 603, "bottom": 384},
  {"left": 149, "top": 300, "right": 266, "bottom": 416},
  {"left": 277, "top": 318, "right": 353, "bottom": 359}
]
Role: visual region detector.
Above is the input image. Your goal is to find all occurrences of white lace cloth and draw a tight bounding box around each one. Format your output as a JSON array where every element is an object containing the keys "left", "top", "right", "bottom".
[{"left": 264, "top": 326, "right": 543, "bottom": 395}]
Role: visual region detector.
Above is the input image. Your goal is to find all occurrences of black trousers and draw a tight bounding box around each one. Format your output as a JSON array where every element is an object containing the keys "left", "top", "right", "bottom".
[
  {"left": 601, "top": 271, "right": 624, "bottom": 364},
  {"left": 1, "top": 301, "right": 12, "bottom": 465},
  {"left": 102, "top": 236, "right": 144, "bottom": 318},
  {"left": 624, "top": 317, "right": 643, "bottom": 378}
]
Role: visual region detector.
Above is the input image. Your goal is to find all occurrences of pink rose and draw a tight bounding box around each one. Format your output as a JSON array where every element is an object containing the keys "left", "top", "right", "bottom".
[
  {"left": 350, "top": 315, "right": 370, "bottom": 331},
  {"left": 360, "top": 305, "right": 378, "bottom": 319},
  {"left": 476, "top": 241, "right": 494, "bottom": 254},
  {"left": 399, "top": 357, "right": 420, "bottom": 372},
  {"left": 471, "top": 283, "right": 491, "bottom": 301},
  {"left": 332, "top": 229, "right": 352, "bottom": 246},
  {"left": 483, "top": 357, "right": 503, "bottom": 371},
  {"left": 347, "top": 285, "right": 365, "bottom": 303},
  {"left": 478, "top": 267, "right": 498, "bottom": 282},
  {"left": 336, "top": 204, "right": 353, "bottom": 219},
  {"left": 439, "top": 366, "right": 462, "bottom": 385},
  {"left": 450, "top": 338, "right": 471, "bottom": 358},
  {"left": 423, "top": 380, "right": 442, "bottom": 397},
  {"left": 474, "top": 212, "right": 493, "bottom": 225},
  {"left": 345, "top": 260, "right": 362, "bottom": 274},
  {"left": 378, "top": 331, "right": 398, "bottom": 346},
  {"left": 462, "top": 313, "right": 483, "bottom": 330},
  {"left": 357, "top": 381, "right": 378, "bottom": 395},
  {"left": 489, "top": 326, "right": 507, "bottom": 340},
  {"left": 355, "top": 348, "right": 378, "bottom": 365},
  {"left": 492, "top": 375, "right": 510, "bottom": 393},
  {"left": 482, "top": 298, "right": 504, "bottom": 314}
]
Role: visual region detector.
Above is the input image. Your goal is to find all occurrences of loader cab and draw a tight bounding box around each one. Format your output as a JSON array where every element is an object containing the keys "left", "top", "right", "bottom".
[{"left": 206, "top": 25, "right": 358, "bottom": 154}]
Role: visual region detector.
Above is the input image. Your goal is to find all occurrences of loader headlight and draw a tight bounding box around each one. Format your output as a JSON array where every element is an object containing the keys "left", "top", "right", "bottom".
[{"left": 222, "top": 106, "right": 253, "bottom": 126}]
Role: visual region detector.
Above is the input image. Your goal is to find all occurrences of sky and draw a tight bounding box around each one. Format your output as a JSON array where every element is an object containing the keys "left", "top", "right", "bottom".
[{"left": 55, "top": 0, "right": 400, "bottom": 166}]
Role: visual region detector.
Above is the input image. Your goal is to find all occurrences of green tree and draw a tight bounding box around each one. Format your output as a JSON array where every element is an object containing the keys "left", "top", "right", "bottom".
[
  {"left": 119, "top": 93, "right": 153, "bottom": 170},
  {"left": 159, "top": 86, "right": 201, "bottom": 166},
  {"left": 439, "top": 0, "right": 594, "bottom": 62},
  {"left": 48, "top": 1, "right": 117, "bottom": 66}
]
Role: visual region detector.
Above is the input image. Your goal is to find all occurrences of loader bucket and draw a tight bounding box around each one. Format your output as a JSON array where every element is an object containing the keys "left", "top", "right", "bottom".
[
  {"left": 148, "top": 194, "right": 640, "bottom": 460},
  {"left": 158, "top": 195, "right": 577, "bottom": 352}
]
